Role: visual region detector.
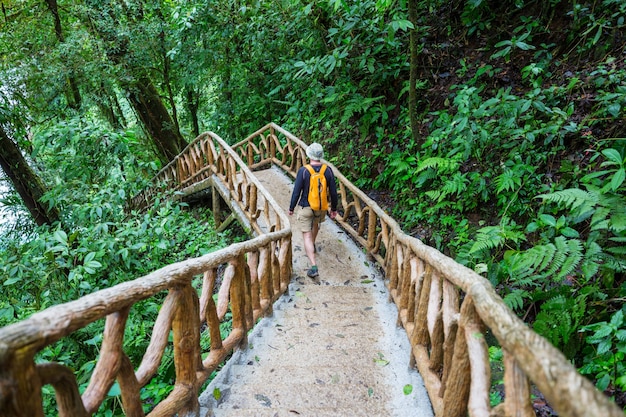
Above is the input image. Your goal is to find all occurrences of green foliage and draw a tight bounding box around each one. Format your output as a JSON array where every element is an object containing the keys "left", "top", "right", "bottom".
[
  {"left": 580, "top": 308, "right": 626, "bottom": 392},
  {"left": 1, "top": 0, "right": 626, "bottom": 411}
]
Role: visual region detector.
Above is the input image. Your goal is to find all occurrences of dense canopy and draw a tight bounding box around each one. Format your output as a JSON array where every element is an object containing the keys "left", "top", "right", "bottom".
[{"left": 1, "top": 0, "right": 625, "bottom": 414}]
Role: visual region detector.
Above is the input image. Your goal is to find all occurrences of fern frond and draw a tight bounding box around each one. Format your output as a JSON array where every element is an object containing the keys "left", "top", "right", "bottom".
[
  {"left": 470, "top": 226, "right": 504, "bottom": 254},
  {"left": 507, "top": 243, "right": 556, "bottom": 279},
  {"left": 556, "top": 239, "right": 583, "bottom": 280},
  {"left": 537, "top": 243, "right": 557, "bottom": 272},
  {"left": 537, "top": 188, "right": 598, "bottom": 216},
  {"left": 590, "top": 206, "right": 611, "bottom": 231},
  {"left": 503, "top": 289, "right": 529, "bottom": 311},
  {"left": 610, "top": 212, "right": 626, "bottom": 233},
  {"left": 415, "top": 169, "right": 437, "bottom": 187},
  {"left": 545, "top": 236, "right": 569, "bottom": 276},
  {"left": 425, "top": 190, "right": 442, "bottom": 201},
  {"left": 581, "top": 241, "right": 603, "bottom": 279},
  {"left": 416, "top": 157, "right": 459, "bottom": 174},
  {"left": 441, "top": 172, "right": 468, "bottom": 196},
  {"left": 598, "top": 252, "right": 626, "bottom": 273},
  {"left": 495, "top": 168, "right": 521, "bottom": 194}
]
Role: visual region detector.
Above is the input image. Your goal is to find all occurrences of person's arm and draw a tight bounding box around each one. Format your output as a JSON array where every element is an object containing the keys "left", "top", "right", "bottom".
[
  {"left": 289, "top": 168, "right": 305, "bottom": 214},
  {"left": 326, "top": 167, "right": 339, "bottom": 218}
]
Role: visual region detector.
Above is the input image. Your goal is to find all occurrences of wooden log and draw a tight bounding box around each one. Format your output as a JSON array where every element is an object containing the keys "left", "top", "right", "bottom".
[
  {"left": 439, "top": 317, "right": 458, "bottom": 398},
  {"left": 243, "top": 258, "right": 254, "bottom": 332},
  {"left": 258, "top": 246, "right": 272, "bottom": 306},
  {"left": 442, "top": 279, "right": 459, "bottom": 339},
  {"left": 465, "top": 315, "right": 490, "bottom": 416},
  {"left": 427, "top": 272, "right": 442, "bottom": 338},
  {"left": 406, "top": 257, "right": 420, "bottom": 323},
  {"left": 145, "top": 384, "right": 192, "bottom": 417},
  {"left": 83, "top": 307, "right": 130, "bottom": 413},
  {"left": 412, "top": 344, "right": 444, "bottom": 416},
  {"left": 37, "top": 363, "right": 89, "bottom": 417},
  {"left": 212, "top": 184, "right": 221, "bottom": 227},
  {"left": 503, "top": 349, "right": 534, "bottom": 417},
  {"left": 217, "top": 263, "right": 235, "bottom": 321},
  {"left": 136, "top": 293, "right": 177, "bottom": 385},
  {"left": 399, "top": 245, "right": 411, "bottom": 311},
  {"left": 386, "top": 236, "right": 399, "bottom": 292},
  {"left": 247, "top": 251, "right": 261, "bottom": 312},
  {"left": 271, "top": 242, "right": 281, "bottom": 297},
  {"left": 199, "top": 269, "right": 215, "bottom": 323},
  {"left": 367, "top": 208, "right": 377, "bottom": 250},
  {"left": 0, "top": 347, "right": 43, "bottom": 417},
  {"left": 412, "top": 264, "right": 432, "bottom": 346},
  {"left": 229, "top": 255, "right": 248, "bottom": 350},
  {"left": 171, "top": 284, "right": 201, "bottom": 415},
  {"left": 429, "top": 310, "right": 444, "bottom": 373},
  {"left": 117, "top": 354, "right": 145, "bottom": 417},
  {"left": 278, "top": 237, "right": 292, "bottom": 291},
  {"left": 441, "top": 298, "right": 472, "bottom": 417}
]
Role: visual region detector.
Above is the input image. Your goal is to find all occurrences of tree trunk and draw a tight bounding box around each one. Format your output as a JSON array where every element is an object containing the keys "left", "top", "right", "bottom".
[
  {"left": 0, "top": 127, "right": 60, "bottom": 226},
  {"left": 81, "top": 0, "right": 186, "bottom": 164},
  {"left": 44, "top": 0, "right": 82, "bottom": 110},
  {"left": 186, "top": 87, "right": 200, "bottom": 138},
  {"left": 126, "top": 78, "right": 187, "bottom": 164},
  {"left": 95, "top": 82, "right": 126, "bottom": 130},
  {"left": 408, "top": 0, "right": 422, "bottom": 148}
]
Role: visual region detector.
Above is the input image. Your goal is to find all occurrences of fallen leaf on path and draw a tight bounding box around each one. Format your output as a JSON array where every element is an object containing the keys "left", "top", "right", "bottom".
[{"left": 255, "top": 394, "right": 272, "bottom": 407}]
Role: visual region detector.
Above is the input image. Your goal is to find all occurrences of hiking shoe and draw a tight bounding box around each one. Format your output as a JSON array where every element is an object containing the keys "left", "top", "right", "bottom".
[{"left": 307, "top": 266, "right": 319, "bottom": 278}]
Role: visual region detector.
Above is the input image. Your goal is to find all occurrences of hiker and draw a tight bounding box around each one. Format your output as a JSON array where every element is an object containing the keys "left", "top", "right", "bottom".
[{"left": 288, "top": 142, "right": 338, "bottom": 278}]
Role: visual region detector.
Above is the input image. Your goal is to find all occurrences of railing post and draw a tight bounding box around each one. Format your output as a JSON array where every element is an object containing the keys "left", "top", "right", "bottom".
[
  {"left": 441, "top": 297, "right": 473, "bottom": 417},
  {"left": 0, "top": 351, "right": 44, "bottom": 417},
  {"left": 172, "top": 284, "right": 201, "bottom": 416},
  {"left": 269, "top": 125, "right": 276, "bottom": 159}
]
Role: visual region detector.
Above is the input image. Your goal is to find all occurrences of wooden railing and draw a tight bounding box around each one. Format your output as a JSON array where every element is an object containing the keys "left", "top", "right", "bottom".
[
  {"left": 0, "top": 123, "right": 622, "bottom": 417},
  {"left": 0, "top": 132, "right": 292, "bottom": 417},
  {"left": 232, "top": 123, "right": 623, "bottom": 417}
]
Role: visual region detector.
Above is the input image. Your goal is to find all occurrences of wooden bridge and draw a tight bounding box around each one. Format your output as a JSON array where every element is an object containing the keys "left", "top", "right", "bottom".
[{"left": 0, "top": 123, "right": 622, "bottom": 416}]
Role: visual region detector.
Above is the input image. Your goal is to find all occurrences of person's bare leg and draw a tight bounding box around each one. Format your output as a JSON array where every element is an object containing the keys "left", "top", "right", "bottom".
[
  {"left": 302, "top": 230, "right": 316, "bottom": 266},
  {"left": 311, "top": 221, "right": 320, "bottom": 252}
]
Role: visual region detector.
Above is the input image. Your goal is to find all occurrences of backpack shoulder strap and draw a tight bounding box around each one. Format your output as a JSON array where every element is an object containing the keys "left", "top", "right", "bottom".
[{"left": 304, "top": 164, "right": 315, "bottom": 175}]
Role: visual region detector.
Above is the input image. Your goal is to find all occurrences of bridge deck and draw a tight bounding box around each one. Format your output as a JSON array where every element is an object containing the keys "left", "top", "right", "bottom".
[{"left": 199, "top": 166, "right": 434, "bottom": 416}]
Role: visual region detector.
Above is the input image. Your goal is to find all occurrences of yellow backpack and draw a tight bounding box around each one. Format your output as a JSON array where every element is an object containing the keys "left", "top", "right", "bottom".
[{"left": 305, "top": 164, "right": 328, "bottom": 211}]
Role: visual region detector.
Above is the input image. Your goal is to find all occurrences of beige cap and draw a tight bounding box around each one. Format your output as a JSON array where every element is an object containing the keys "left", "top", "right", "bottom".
[{"left": 306, "top": 143, "right": 324, "bottom": 160}]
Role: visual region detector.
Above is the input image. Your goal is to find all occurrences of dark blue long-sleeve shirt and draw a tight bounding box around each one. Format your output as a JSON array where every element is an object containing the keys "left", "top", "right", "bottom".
[{"left": 289, "top": 164, "right": 339, "bottom": 212}]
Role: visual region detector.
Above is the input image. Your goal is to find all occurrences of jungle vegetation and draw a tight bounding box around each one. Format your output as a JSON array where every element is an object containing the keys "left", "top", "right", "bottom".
[{"left": 0, "top": 0, "right": 625, "bottom": 414}]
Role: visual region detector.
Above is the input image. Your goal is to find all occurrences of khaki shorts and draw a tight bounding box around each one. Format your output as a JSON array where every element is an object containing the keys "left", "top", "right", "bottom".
[{"left": 296, "top": 206, "right": 326, "bottom": 232}]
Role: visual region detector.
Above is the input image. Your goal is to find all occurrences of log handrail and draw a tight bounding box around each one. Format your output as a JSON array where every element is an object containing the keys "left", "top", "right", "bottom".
[
  {"left": 231, "top": 122, "right": 623, "bottom": 417},
  {"left": 0, "top": 132, "right": 292, "bottom": 417},
  {"left": 0, "top": 123, "right": 622, "bottom": 417}
]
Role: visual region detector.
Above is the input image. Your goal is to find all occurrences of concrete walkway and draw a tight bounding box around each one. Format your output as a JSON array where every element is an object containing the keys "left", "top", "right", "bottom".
[{"left": 199, "top": 166, "right": 434, "bottom": 416}]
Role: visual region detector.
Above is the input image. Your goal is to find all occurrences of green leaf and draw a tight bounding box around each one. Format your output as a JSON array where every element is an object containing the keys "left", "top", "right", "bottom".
[
  {"left": 601, "top": 148, "right": 623, "bottom": 165},
  {"left": 107, "top": 382, "right": 121, "bottom": 397},
  {"left": 53, "top": 229, "right": 68, "bottom": 244},
  {"left": 403, "top": 384, "right": 413, "bottom": 395},
  {"left": 610, "top": 168, "right": 625, "bottom": 191},
  {"left": 539, "top": 214, "right": 556, "bottom": 227},
  {"left": 4, "top": 277, "right": 21, "bottom": 286},
  {"left": 597, "top": 373, "right": 611, "bottom": 391},
  {"left": 607, "top": 103, "right": 621, "bottom": 118},
  {"left": 610, "top": 310, "right": 624, "bottom": 328},
  {"left": 213, "top": 387, "right": 221, "bottom": 401},
  {"left": 560, "top": 227, "right": 580, "bottom": 238}
]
